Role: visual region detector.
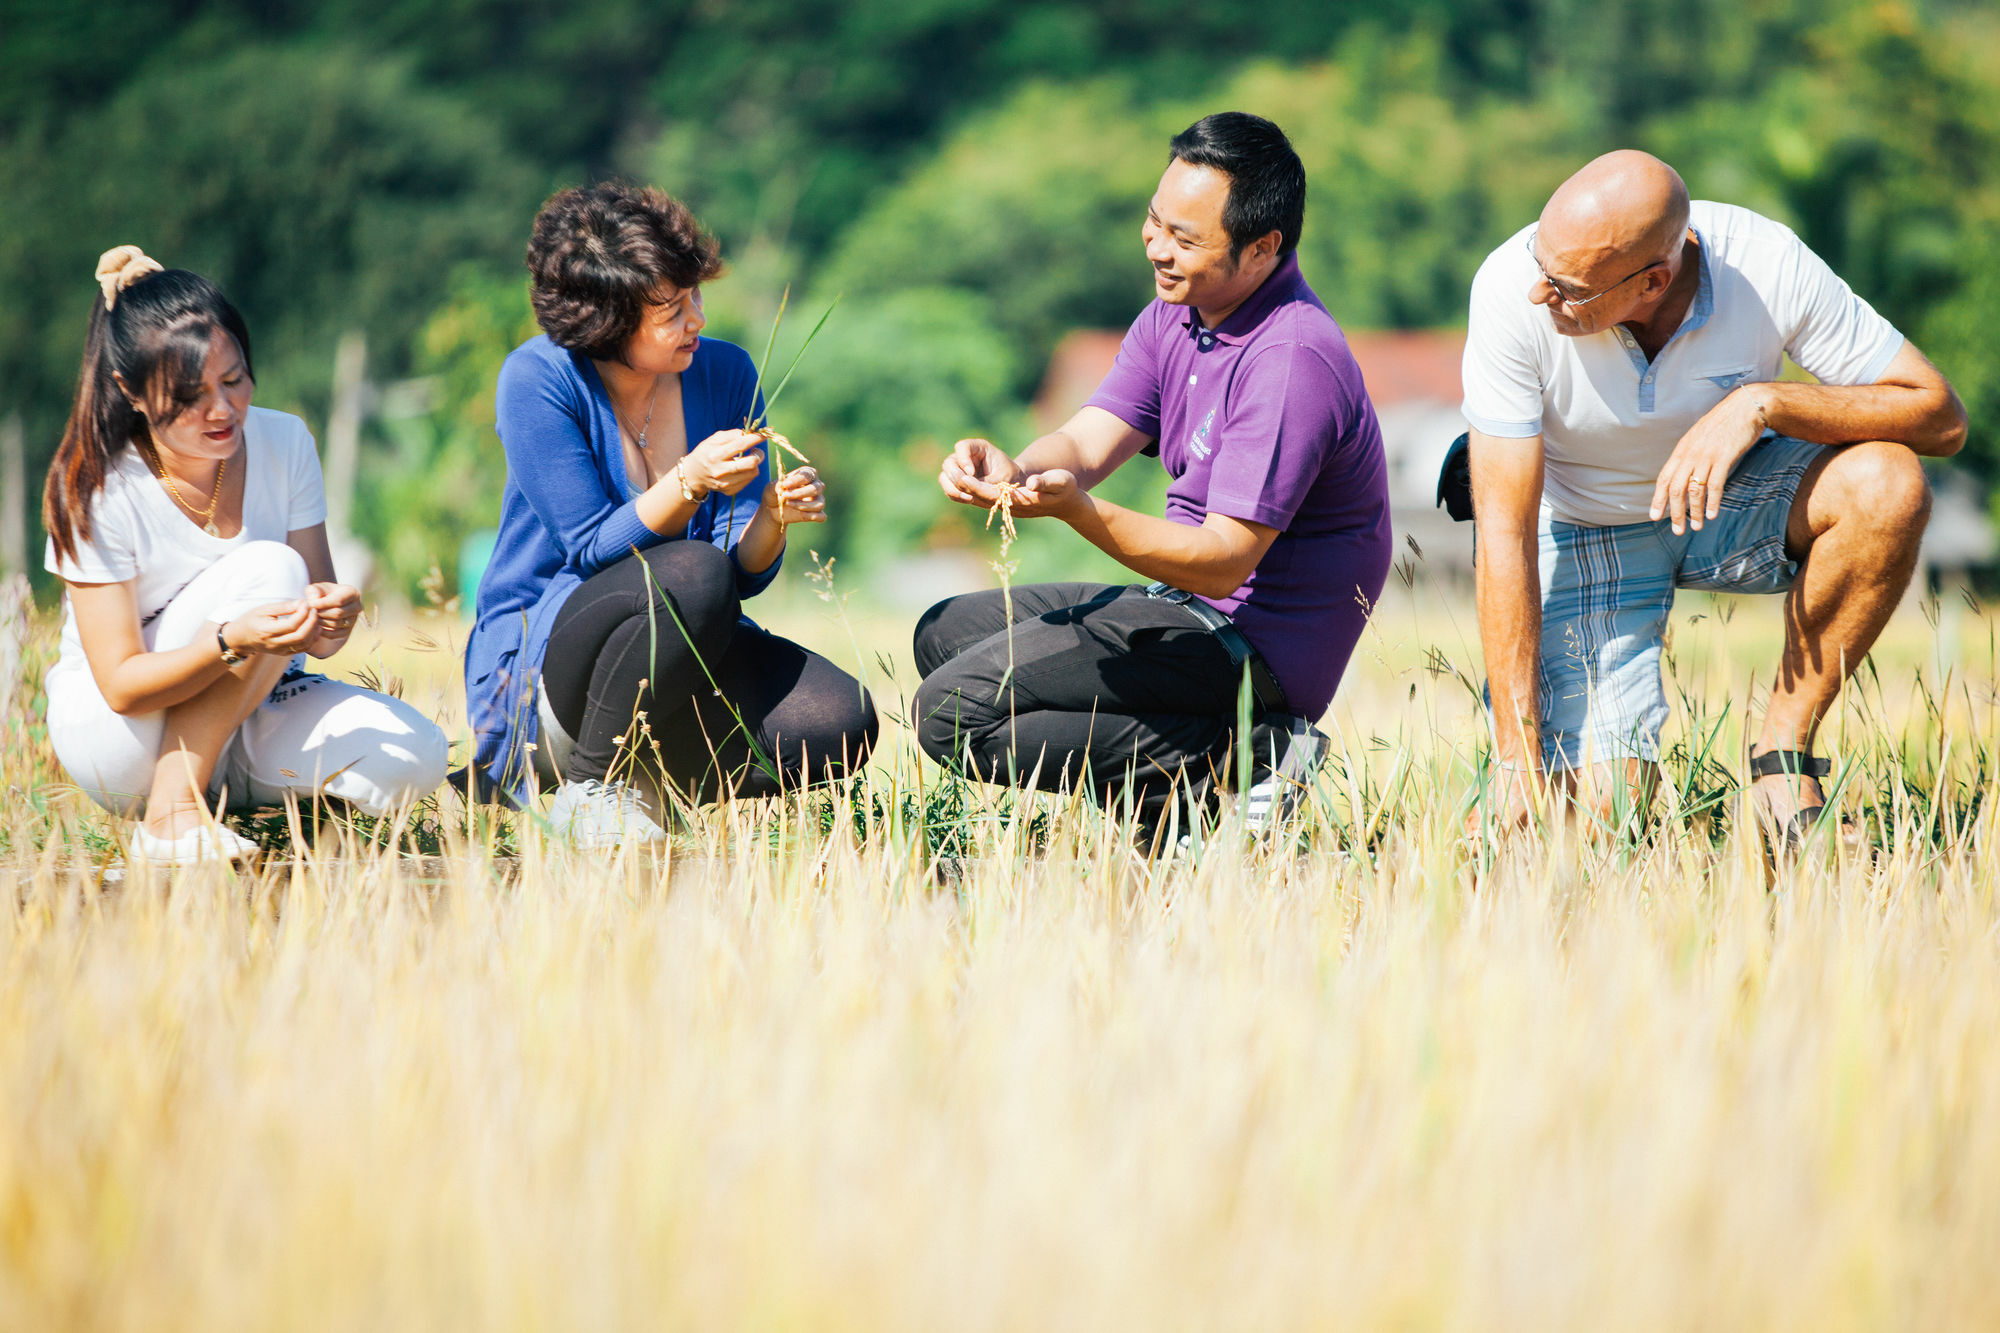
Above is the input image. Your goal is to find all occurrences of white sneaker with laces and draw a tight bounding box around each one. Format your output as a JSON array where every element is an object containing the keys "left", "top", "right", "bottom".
[
  {"left": 1242, "top": 715, "right": 1330, "bottom": 834},
  {"left": 131, "top": 821, "right": 260, "bottom": 867},
  {"left": 1167, "top": 717, "right": 1331, "bottom": 857},
  {"left": 547, "top": 779, "right": 668, "bottom": 849}
]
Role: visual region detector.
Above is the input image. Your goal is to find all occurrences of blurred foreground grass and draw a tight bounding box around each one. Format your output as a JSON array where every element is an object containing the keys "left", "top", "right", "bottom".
[{"left": 4, "top": 564, "right": 2000, "bottom": 1329}]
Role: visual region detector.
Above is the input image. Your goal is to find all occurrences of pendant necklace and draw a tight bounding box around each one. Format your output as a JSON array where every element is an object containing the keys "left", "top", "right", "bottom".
[
  {"left": 152, "top": 450, "right": 230, "bottom": 536},
  {"left": 625, "top": 376, "right": 662, "bottom": 487}
]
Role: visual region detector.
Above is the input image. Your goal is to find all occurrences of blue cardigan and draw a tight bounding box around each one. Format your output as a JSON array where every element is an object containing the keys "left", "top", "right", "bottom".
[{"left": 465, "top": 334, "right": 779, "bottom": 803}]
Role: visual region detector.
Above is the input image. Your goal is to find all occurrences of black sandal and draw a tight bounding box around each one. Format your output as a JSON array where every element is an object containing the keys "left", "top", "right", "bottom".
[{"left": 1747, "top": 747, "right": 1836, "bottom": 850}]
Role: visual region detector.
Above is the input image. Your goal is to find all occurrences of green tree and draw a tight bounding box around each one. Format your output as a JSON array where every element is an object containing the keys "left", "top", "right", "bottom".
[
  {"left": 812, "top": 37, "right": 1582, "bottom": 387},
  {"left": 8, "top": 0, "right": 1998, "bottom": 592},
  {"left": 0, "top": 41, "right": 538, "bottom": 554},
  {"left": 1223, "top": 33, "right": 1577, "bottom": 329},
  {"left": 1650, "top": 3, "right": 2000, "bottom": 476},
  {"left": 778, "top": 287, "right": 1024, "bottom": 564},
  {"left": 814, "top": 81, "right": 1165, "bottom": 396},
  {"left": 356, "top": 271, "right": 539, "bottom": 601}
]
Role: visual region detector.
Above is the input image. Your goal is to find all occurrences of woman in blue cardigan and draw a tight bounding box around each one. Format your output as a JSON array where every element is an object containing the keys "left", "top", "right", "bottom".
[{"left": 466, "top": 183, "right": 877, "bottom": 845}]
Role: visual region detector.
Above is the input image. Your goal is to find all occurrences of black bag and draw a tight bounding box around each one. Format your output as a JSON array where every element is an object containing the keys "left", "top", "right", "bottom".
[{"left": 1436, "top": 432, "right": 1474, "bottom": 522}]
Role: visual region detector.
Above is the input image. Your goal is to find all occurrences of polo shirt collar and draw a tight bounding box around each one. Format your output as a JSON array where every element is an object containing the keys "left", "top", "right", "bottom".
[
  {"left": 1609, "top": 228, "right": 1715, "bottom": 370},
  {"left": 1182, "top": 252, "right": 1306, "bottom": 346},
  {"left": 1679, "top": 226, "right": 1715, "bottom": 338}
]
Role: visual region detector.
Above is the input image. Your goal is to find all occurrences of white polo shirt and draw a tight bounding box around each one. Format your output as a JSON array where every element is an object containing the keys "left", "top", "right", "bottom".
[{"left": 1460, "top": 200, "right": 1905, "bottom": 527}]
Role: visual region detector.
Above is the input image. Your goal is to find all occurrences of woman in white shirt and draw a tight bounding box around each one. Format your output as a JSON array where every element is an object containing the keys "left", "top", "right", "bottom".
[{"left": 41, "top": 246, "right": 449, "bottom": 865}]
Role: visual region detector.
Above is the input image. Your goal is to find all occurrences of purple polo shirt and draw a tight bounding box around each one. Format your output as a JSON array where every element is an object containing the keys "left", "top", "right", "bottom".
[{"left": 1085, "top": 253, "right": 1392, "bottom": 717}]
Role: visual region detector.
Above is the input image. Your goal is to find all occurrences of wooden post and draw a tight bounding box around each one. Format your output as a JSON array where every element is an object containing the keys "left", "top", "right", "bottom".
[
  {"left": 0, "top": 574, "right": 26, "bottom": 723},
  {"left": 324, "top": 332, "right": 366, "bottom": 543},
  {"left": 0, "top": 413, "right": 24, "bottom": 579}
]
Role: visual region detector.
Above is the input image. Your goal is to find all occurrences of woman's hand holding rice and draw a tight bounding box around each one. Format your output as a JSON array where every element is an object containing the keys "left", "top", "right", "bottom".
[
  {"left": 676, "top": 428, "right": 765, "bottom": 498},
  {"left": 763, "top": 465, "right": 825, "bottom": 526}
]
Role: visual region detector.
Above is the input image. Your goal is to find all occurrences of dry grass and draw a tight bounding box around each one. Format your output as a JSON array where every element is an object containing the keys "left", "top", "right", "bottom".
[{"left": 4, "top": 569, "right": 2000, "bottom": 1330}]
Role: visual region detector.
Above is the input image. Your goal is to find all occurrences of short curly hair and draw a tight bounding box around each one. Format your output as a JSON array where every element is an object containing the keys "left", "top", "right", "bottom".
[{"left": 525, "top": 183, "right": 724, "bottom": 361}]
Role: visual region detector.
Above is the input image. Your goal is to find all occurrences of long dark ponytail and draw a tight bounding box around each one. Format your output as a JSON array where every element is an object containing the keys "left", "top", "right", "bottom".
[{"left": 44, "top": 255, "right": 255, "bottom": 566}]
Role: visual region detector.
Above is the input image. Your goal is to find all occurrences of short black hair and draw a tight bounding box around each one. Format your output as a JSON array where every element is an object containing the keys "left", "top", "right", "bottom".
[
  {"left": 1168, "top": 112, "right": 1306, "bottom": 260},
  {"left": 526, "top": 182, "right": 724, "bottom": 362}
]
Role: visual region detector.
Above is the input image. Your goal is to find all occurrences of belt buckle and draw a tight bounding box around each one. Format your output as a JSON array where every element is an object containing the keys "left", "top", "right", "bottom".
[{"left": 1145, "top": 581, "right": 1191, "bottom": 604}]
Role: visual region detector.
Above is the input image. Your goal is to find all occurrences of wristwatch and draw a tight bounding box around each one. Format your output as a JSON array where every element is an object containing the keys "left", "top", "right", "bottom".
[{"left": 217, "top": 624, "right": 248, "bottom": 666}]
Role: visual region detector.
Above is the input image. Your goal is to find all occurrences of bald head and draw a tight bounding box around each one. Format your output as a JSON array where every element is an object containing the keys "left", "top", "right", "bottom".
[{"left": 1539, "top": 150, "right": 1690, "bottom": 279}]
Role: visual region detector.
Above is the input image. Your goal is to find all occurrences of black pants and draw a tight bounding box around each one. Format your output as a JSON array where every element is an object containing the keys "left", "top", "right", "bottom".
[
  {"left": 912, "top": 582, "right": 1253, "bottom": 822},
  {"left": 543, "top": 542, "right": 878, "bottom": 802}
]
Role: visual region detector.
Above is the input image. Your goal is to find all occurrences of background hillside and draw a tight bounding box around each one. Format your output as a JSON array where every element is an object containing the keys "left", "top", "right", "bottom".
[{"left": 4, "top": 0, "right": 1998, "bottom": 597}]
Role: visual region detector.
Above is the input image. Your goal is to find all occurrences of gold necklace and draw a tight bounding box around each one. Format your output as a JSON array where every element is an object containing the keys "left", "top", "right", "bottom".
[{"left": 151, "top": 449, "right": 230, "bottom": 536}]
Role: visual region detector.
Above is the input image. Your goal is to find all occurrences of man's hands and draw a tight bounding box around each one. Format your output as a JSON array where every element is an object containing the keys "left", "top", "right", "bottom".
[
  {"left": 762, "top": 466, "right": 827, "bottom": 526},
  {"left": 1012, "top": 468, "right": 1084, "bottom": 518},
  {"left": 938, "top": 438, "right": 1085, "bottom": 521},
  {"left": 1649, "top": 387, "right": 1767, "bottom": 534},
  {"left": 938, "top": 437, "right": 1025, "bottom": 504},
  {"left": 1651, "top": 344, "right": 1973, "bottom": 534}
]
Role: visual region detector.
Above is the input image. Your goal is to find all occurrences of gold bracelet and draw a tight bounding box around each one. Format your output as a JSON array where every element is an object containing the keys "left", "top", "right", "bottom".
[{"left": 675, "top": 464, "right": 697, "bottom": 502}]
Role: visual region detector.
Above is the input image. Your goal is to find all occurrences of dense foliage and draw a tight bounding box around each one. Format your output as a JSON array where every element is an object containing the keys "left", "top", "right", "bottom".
[{"left": 2, "top": 0, "right": 1996, "bottom": 595}]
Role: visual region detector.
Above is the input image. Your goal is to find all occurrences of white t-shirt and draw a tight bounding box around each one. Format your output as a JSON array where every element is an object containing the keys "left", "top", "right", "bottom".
[
  {"left": 45, "top": 406, "right": 328, "bottom": 684},
  {"left": 1460, "top": 200, "right": 1906, "bottom": 526}
]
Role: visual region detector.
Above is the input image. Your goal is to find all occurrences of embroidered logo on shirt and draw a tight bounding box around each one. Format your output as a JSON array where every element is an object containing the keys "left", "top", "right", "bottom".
[{"left": 1189, "top": 408, "right": 1216, "bottom": 460}]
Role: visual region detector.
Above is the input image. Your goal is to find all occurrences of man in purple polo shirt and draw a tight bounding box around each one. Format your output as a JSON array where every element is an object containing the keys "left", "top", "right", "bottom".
[{"left": 912, "top": 111, "right": 1393, "bottom": 838}]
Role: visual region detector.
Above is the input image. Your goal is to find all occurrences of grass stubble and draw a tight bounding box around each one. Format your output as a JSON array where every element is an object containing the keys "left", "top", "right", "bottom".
[{"left": 2, "top": 563, "right": 2000, "bottom": 1330}]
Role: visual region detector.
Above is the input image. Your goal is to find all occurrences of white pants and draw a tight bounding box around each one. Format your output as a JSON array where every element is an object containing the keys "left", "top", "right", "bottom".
[{"left": 47, "top": 541, "right": 450, "bottom": 818}]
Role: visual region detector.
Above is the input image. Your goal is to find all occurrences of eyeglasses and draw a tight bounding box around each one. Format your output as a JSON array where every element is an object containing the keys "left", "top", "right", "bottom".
[{"left": 1525, "top": 230, "right": 1667, "bottom": 307}]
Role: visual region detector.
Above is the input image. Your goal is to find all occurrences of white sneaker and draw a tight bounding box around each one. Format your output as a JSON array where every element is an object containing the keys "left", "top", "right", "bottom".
[
  {"left": 1242, "top": 715, "right": 1330, "bottom": 834},
  {"left": 131, "top": 821, "right": 260, "bottom": 867},
  {"left": 547, "top": 779, "right": 668, "bottom": 849}
]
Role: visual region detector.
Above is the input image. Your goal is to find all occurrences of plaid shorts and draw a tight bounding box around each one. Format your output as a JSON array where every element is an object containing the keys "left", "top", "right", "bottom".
[{"left": 1527, "top": 435, "right": 1827, "bottom": 770}]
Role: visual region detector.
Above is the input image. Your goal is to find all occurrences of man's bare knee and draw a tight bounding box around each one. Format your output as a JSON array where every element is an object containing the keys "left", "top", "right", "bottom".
[{"left": 1826, "top": 442, "right": 1932, "bottom": 535}]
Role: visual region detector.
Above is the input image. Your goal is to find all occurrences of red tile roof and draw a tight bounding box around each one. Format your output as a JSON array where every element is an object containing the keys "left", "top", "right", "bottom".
[{"left": 1345, "top": 330, "right": 1466, "bottom": 408}]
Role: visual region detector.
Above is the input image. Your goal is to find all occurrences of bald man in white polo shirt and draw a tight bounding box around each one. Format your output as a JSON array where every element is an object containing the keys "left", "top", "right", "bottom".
[{"left": 1462, "top": 150, "right": 1968, "bottom": 844}]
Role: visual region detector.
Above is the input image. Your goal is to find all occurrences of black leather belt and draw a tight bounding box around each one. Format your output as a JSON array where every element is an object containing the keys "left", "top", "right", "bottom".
[{"left": 1143, "top": 582, "right": 1290, "bottom": 715}]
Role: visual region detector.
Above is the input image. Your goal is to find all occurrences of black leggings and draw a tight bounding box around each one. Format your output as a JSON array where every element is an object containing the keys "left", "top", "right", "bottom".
[
  {"left": 912, "top": 582, "right": 1249, "bottom": 824},
  {"left": 542, "top": 542, "right": 877, "bottom": 801}
]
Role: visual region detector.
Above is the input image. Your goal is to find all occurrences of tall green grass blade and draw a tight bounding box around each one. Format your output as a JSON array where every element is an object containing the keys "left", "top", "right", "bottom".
[
  {"left": 751, "top": 295, "right": 841, "bottom": 428},
  {"left": 743, "top": 284, "right": 790, "bottom": 428}
]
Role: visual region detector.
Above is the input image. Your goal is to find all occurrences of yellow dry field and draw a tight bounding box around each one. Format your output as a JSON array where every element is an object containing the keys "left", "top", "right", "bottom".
[{"left": 4, "top": 570, "right": 2000, "bottom": 1330}]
